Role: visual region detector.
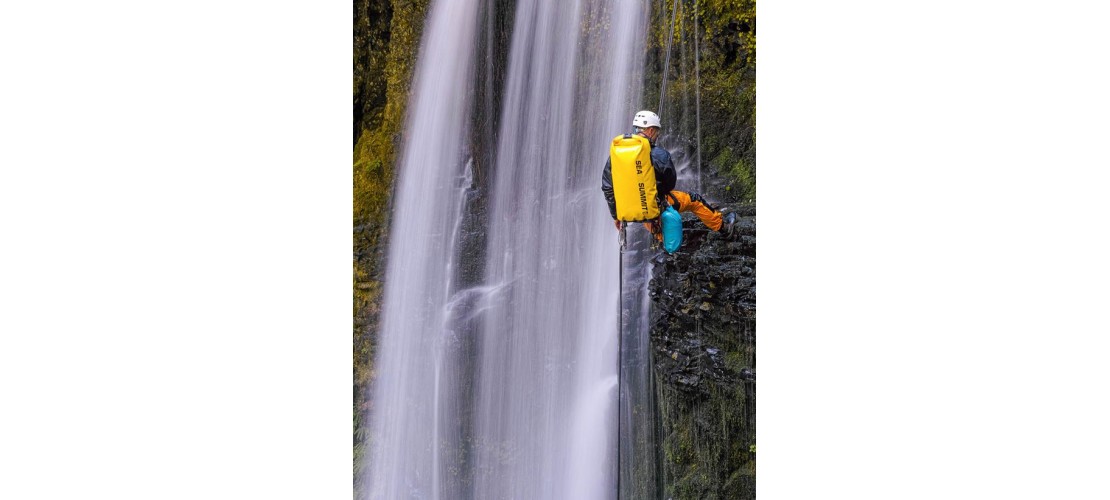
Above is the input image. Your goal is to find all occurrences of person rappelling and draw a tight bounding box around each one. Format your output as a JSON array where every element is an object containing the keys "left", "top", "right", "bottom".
[{"left": 601, "top": 110, "right": 735, "bottom": 253}]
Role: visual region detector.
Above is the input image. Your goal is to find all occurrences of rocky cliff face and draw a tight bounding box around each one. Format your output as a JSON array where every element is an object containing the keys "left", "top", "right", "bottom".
[
  {"left": 650, "top": 204, "right": 756, "bottom": 499},
  {"left": 644, "top": 0, "right": 756, "bottom": 204},
  {"left": 644, "top": 2, "right": 756, "bottom": 495}
]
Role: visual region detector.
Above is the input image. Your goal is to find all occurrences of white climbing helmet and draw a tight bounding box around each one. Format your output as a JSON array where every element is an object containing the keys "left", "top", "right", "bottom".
[{"left": 632, "top": 110, "right": 662, "bottom": 129}]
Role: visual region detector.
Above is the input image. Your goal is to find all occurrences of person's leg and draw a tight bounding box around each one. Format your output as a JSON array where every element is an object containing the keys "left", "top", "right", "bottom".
[{"left": 669, "top": 190, "right": 723, "bottom": 231}]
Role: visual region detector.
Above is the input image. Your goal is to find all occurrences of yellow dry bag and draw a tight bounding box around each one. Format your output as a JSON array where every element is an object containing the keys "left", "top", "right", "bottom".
[{"left": 609, "top": 134, "right": 659, "bottom": 222}]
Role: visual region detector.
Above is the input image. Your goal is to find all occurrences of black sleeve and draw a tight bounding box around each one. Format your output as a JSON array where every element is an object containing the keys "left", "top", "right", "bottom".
[
  {"left": 653, "top": 147, "right": 676, "bottom": 195},
  {"left": 601, "top": 157, "right": 617, "bottom": 220}
]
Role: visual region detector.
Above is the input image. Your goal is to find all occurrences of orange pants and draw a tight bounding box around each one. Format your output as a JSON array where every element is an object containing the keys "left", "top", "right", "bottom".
[{"left": 642, "top": 190, "right": 723, "bottom": 238}]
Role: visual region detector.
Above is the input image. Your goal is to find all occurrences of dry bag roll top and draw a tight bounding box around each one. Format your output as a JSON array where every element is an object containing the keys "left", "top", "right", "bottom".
[{"left": 609, "top": 134, "right": 660, "bottom": 222}]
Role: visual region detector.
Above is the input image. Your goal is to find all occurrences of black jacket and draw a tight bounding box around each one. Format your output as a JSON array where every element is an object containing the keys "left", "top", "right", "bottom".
[{"left": 601, "top": 135, "right": 676, "bottom": 220}]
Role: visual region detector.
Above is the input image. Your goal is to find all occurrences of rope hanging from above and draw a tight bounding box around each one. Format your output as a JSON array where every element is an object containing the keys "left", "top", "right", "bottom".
[{"left": 657, "top": 0, "right": 679, "bottom": 118}]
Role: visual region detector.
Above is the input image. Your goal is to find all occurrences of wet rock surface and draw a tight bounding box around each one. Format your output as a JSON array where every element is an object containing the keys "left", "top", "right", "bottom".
[{"left": 650, "top": 203, "right": 755, "bottom": 499}]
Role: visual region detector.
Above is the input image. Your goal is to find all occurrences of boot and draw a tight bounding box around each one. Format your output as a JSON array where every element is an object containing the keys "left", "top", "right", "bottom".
[{"left": 723, "top": 211, "right": 737, "bottom": 236}]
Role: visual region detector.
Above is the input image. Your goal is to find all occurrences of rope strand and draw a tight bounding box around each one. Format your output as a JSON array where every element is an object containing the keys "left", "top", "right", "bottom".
[
  {"left": 658, "top": 0, "right": 679, "bottom": 117},
  {"left": 616, "top": 225, "right": 625, "bottom": 499},
  {"left": 694, "top": 0, "right": 703, "bottom": 193}
]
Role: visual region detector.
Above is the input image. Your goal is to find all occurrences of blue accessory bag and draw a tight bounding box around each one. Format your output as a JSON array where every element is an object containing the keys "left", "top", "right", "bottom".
[{"left": 661, "top": 204, "right": 683, "bottom": 254}]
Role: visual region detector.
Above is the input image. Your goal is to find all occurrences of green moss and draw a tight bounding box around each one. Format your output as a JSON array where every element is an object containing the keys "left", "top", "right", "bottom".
[
  {"left": 649, "top": 6, "right": 760, "bottom": 475},
  {"left": 353, "top": 1, "right": 430, "bottom": 496},
  {"left": 720, "top": 148, "right": 756, "bottom": 201},
  {"left": 353, "top": 0, "right": 429, "bottom": 383},
  {"left": 645, "top": 8, "right": 758, "bottom": 490},
  {"left": 644, "top": 0, "right": 756, "bottom": 204}
]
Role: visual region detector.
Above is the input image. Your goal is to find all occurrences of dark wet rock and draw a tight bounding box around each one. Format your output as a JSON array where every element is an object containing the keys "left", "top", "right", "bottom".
[{"left": 651, "top": 203, "right": 755, "bottom": 499}]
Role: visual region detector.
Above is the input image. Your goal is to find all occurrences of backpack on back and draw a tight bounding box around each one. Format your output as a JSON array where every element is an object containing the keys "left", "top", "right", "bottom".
[{"left": 609, "top": 134, "right": 660, "bottom": 222}]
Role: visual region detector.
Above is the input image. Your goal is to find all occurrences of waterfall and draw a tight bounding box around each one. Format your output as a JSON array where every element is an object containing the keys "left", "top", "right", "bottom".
[
  {"left": 365, "top": 0, "right": 483, "bottom": 497},
  {"left": 365, "top": 0, "right": 651, "bottom": 498}
]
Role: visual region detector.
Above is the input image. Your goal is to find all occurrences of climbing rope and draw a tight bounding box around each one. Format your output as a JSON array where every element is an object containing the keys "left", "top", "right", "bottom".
[
  {"left": 657, "top": 0, "right": 679, "bottom": 118},
  {"left": 617, "top": 2, "right": 683, "bottom": 495},
  {"left": 657, "top": 0, "right": 704, "bottom": 192},
  {"left": 616, "top": 224, "right": 625, "bottom": 500},
  {"left": 694, "top": 0, "right": 703, "bottom": 192}
]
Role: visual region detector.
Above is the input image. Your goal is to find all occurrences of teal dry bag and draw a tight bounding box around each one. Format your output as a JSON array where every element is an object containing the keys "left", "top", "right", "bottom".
[{"left": 661, "top": 205, "right": 682, "bottom": 254}]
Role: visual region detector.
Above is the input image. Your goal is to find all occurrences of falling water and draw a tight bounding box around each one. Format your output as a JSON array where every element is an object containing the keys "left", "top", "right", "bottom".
[
  {"left": 473, "top": 0, "right": 648, "bottom": 497},
  {"left": 365, "top": 0, "right": 652, "bottom": 498},
  {"left": 365, "top": 0, "right": 483, "bottom": 497}
]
